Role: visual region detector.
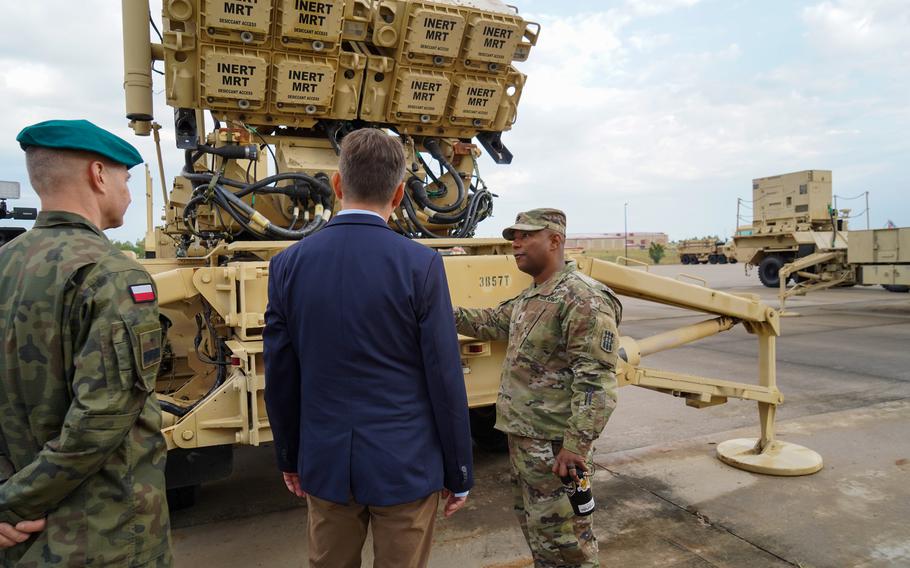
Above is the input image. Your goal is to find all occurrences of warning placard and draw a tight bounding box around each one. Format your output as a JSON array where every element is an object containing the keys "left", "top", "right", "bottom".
[
  {"left": 274, "top": 58, "right": 336, "bottom": 107},
  {"left": 405, "top": 9, "right": 466, "bottom": 57},
  {"left": 396, "top": 70, "right": 451, "bottom": 116},
  {"left": 204, "top": 0, "right": 272, "bottom": 35},
  {"left": 464, "top": 18, "right": 521, "bottom": 64},
  {"left": 279, "top": 0, "right": 344, "bottom": 41},
  {"left": 453, "top": 78, "right": 502, "bottom": 120},
  {"left": 203, "top": 49, "right": 269, "bottom": 102}
]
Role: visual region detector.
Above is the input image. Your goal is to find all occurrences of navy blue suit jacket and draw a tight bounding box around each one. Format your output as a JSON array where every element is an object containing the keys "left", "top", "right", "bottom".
[{"left": 263, "top": 213, "right": 474, "bottom": 506}]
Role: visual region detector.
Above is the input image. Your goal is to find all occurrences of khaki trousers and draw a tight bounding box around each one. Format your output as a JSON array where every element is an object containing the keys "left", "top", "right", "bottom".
[{"left": 306, "top": 492, "right": 440, "bottom": 568}]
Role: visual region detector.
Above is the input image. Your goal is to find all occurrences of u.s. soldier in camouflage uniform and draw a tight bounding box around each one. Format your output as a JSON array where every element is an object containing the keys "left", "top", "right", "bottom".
[
  {"left": 0, "top": 120, "right": 171, "bottom": 567},
  {"left": 455, "top": 208, "right": 621, "bottom": 568}
]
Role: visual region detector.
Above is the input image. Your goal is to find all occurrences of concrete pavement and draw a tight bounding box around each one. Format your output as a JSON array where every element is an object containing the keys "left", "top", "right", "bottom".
[{"left": 171, "top": 264, "right": 910, "bottom": 567}]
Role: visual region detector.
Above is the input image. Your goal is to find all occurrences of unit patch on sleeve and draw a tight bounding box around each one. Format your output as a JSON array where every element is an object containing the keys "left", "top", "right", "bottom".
[
  {"left": 139, "top": 328, "right": 162, "bottom": 369},
  {"left": 129, "top": 283, "right": 156, "bottom": 304},
  {"left": 601, "top": 330, "right": 615, "bottom": 353}
]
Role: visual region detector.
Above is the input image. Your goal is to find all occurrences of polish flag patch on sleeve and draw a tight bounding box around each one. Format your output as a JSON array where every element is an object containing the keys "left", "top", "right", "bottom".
[{"left": 129, "top": 284, "right": 156, "bottom": 303}]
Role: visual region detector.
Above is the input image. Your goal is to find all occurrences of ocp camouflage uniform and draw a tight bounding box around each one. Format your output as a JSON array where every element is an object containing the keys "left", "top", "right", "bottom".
[
  {"left": 0, "top": 211, "right": 171, "bottom": 567},
  {"left": 456, "top": 260, "right": 621, "bottom": 568}
]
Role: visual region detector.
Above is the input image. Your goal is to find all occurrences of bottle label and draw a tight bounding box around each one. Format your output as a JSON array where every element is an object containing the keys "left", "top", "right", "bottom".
[{"left": 578, "top": 499, "right": 595, "bottom": 514}]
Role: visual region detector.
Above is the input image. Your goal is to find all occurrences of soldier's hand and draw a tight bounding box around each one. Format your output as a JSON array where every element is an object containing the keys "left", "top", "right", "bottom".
[
  {"left": 0, "top": 518, "right": 46, "bottom": 548},
  {"left": 441, "top": 489, "right": 468, "bottom": 518},
  {"left": 552, "top": 448, "right": 587, "bottom": 482},
  {"left": 282, "top": 472, "right": 306, "bottom": 498}
]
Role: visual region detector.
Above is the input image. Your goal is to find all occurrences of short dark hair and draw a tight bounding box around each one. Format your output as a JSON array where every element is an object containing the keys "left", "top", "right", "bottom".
[
  {"left": 25, "top": 147, "right": 120, "bottom": 197},
  {"left": 337, "top": 129, "right": 406, "bottom": 205}
]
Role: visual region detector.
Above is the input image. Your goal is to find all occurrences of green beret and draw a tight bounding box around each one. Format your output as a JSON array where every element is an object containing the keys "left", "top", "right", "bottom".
[{"left": 16, "top": 119, "right": 143, "bottom": 169}]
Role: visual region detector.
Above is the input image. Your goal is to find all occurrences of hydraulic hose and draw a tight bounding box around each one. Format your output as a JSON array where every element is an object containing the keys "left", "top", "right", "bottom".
[
  {"left": 196, "top": 144, "right": 258, "bottom": 161},
  {"left": 182, "top": 170, "right": 331, "bottom": 199},
  {"left": 210, "top": 189, "right": 266, "bottom": 240},
  {"left": 401, "top": 191, "right": 441, "bottom": 238},
  {"left": 417, "top": 153, "right": 446, "bottom": 196},
  {"left": 418, "top": 139, "right": 467, "bottom": 214},
  {"left": 216, "top": 186, "right": 325, "bottom": 239},
  {"left": 159, "top": 400, "right": 190, "bottom": 418},
  {"left": 408, "top": 178, "right": 469, "bottom": 224}
]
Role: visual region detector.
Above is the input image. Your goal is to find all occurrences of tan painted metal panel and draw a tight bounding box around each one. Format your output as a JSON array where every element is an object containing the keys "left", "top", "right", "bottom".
[
  {"left": 859, "top": 264, "right": 910, "bottom": 286},
  {"left": 202, "top": 0, "right": 274, "bottom": 45},
  {"left": 275, "top": 0, "right": 345, "bottom": 50},
  {"left": 849, "top": 228, "right": 910, "bottom": 264},
  {"left": 752, "top": 170, "right": 832, "bottom": 227},
  {"left": 200, "top": 46, "right": 270, "bottom": 110}
]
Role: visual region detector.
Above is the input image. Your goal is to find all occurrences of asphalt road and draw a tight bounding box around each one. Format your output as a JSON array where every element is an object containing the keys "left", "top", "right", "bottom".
[{"left": 171, "top": 263, "right": 910, "bottom": 567}]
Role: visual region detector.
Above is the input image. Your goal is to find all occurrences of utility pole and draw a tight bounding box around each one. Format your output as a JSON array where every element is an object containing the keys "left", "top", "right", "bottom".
[
  {"left": 624, "top": 202, "right": 629, "bottom": 261},
  {"left": 736, "top": 198, "right": 741, "bottom": 234},
  {"left": 865, "top": 191, "right": 870, "bottom": 230}
]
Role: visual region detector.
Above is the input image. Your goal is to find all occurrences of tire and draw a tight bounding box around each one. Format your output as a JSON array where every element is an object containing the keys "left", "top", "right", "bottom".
[
  {"left": 883, "top": 284, "right": 910, "bottom": 293},
  {"left": 758, "top": 256, "right": 784, "bottom": 288},
  {"left": 708, "top": 255, "right": 718, "bottom": 264},
  {"left": 719, "top": 256, "right": 728, "bottom": 264},
  {"left": 728, "top": 257, "right": 738, "bottom": 264},
  {"left": 469, "top": 407, "right": 508, "bottom": 453},
  {"left": 681, "top": 255, "right": 690, "bottom": 265}
]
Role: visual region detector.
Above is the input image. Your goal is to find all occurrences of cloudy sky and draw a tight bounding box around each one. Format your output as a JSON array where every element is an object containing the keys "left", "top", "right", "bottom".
[{"left": 1, "top": 0, "right": 907, "bottom": 242}]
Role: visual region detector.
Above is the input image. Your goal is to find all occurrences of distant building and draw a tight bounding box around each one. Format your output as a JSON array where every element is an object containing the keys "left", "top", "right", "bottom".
[{"left": 566, "top": 232, "right": 669, "bottom": 251}]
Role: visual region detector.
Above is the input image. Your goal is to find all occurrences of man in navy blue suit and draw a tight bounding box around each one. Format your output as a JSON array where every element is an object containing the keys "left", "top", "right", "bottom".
[{"left": 264, "top": 128, "right": 474, "bottom": 568}]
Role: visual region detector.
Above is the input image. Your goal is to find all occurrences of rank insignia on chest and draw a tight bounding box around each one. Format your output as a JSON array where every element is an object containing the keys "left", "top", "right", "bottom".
[
  {"left": 601, "top": 330, "right": 615, "bottom": 353},
  {"left": 129, "top": 284, "right": 156, "bottom": 303}
]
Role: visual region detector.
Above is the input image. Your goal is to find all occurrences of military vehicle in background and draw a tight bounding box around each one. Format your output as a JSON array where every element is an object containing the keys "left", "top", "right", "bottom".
[
  {"left": 777, "top": 226, "right": 909, "bottom": 309},
  {"left": 731, "top": 170, "right": 850, "bottom": 288},
  {"left": 847, "top": 228, "right": 909, "bottom": 293},
  {"left": 678, "top": 237, "right": 736, "bottom": 265},
  {"left": 0, "top": 181, "right": 37, "bottom": 248},
  {"left": 120, "top": 0, "right": 819, "bottom": 504},
  {"left": 722, "top": 170, "right": 910, "bottom": 307}
]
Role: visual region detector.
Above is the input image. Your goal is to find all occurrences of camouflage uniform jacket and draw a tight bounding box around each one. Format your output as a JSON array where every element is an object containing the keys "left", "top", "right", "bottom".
[
  {"left": 0, "top": 211, "right": 170, "bottom": 567},
  {"left": 455, "top": 261, "right": 622, "bottom": 456}
]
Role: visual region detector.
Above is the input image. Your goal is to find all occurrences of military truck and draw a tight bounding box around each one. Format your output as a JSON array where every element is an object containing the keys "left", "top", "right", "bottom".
[
  {"left": 118, "top": 0, "right": 818, "bottom": 504},
  {"left": 731, "top": 170, "right": 849, "bottom": 288},
  {"left": 0, "top": 181, "right": 37, "bottom": 248},
  {"left": 678, "top": 237, "right": 736, "bottom": 265}
]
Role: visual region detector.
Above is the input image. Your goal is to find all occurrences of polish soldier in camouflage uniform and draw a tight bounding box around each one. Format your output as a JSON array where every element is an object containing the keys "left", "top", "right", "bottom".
[
  {"left": 0, "top": 120, "right": 172, "bottom": 567},
  {"left": 455, "top": 208, "right": 621, "bottom": 568}
]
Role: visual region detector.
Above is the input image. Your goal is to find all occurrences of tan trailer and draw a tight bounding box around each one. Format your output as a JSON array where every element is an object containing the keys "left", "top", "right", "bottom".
[
  {"left": 777, "top": 226, "right": 910, "bottom": 309},
  {"left": 119, "top": 0, "right": 820, "bottom": 505},
  {"left": 849, "top": 228, "right": 910, "bottom": 292}
]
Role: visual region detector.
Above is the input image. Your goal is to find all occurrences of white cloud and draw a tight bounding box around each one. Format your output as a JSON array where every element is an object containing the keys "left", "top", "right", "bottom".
[
  {"left": 1, "top": 0, "right": 908, "bottom": 243},
  {"left": 0, "top": 60, "right": 60, "bottom": 97},
  {"left": 802, "top": 0, "right": 910, "bottom": 59},
  {"left": 473, "top": 1, "right": 910, "bottom": 239},
  {"left": 625, "top": 0, "right": 702, "bottom": 17}
]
